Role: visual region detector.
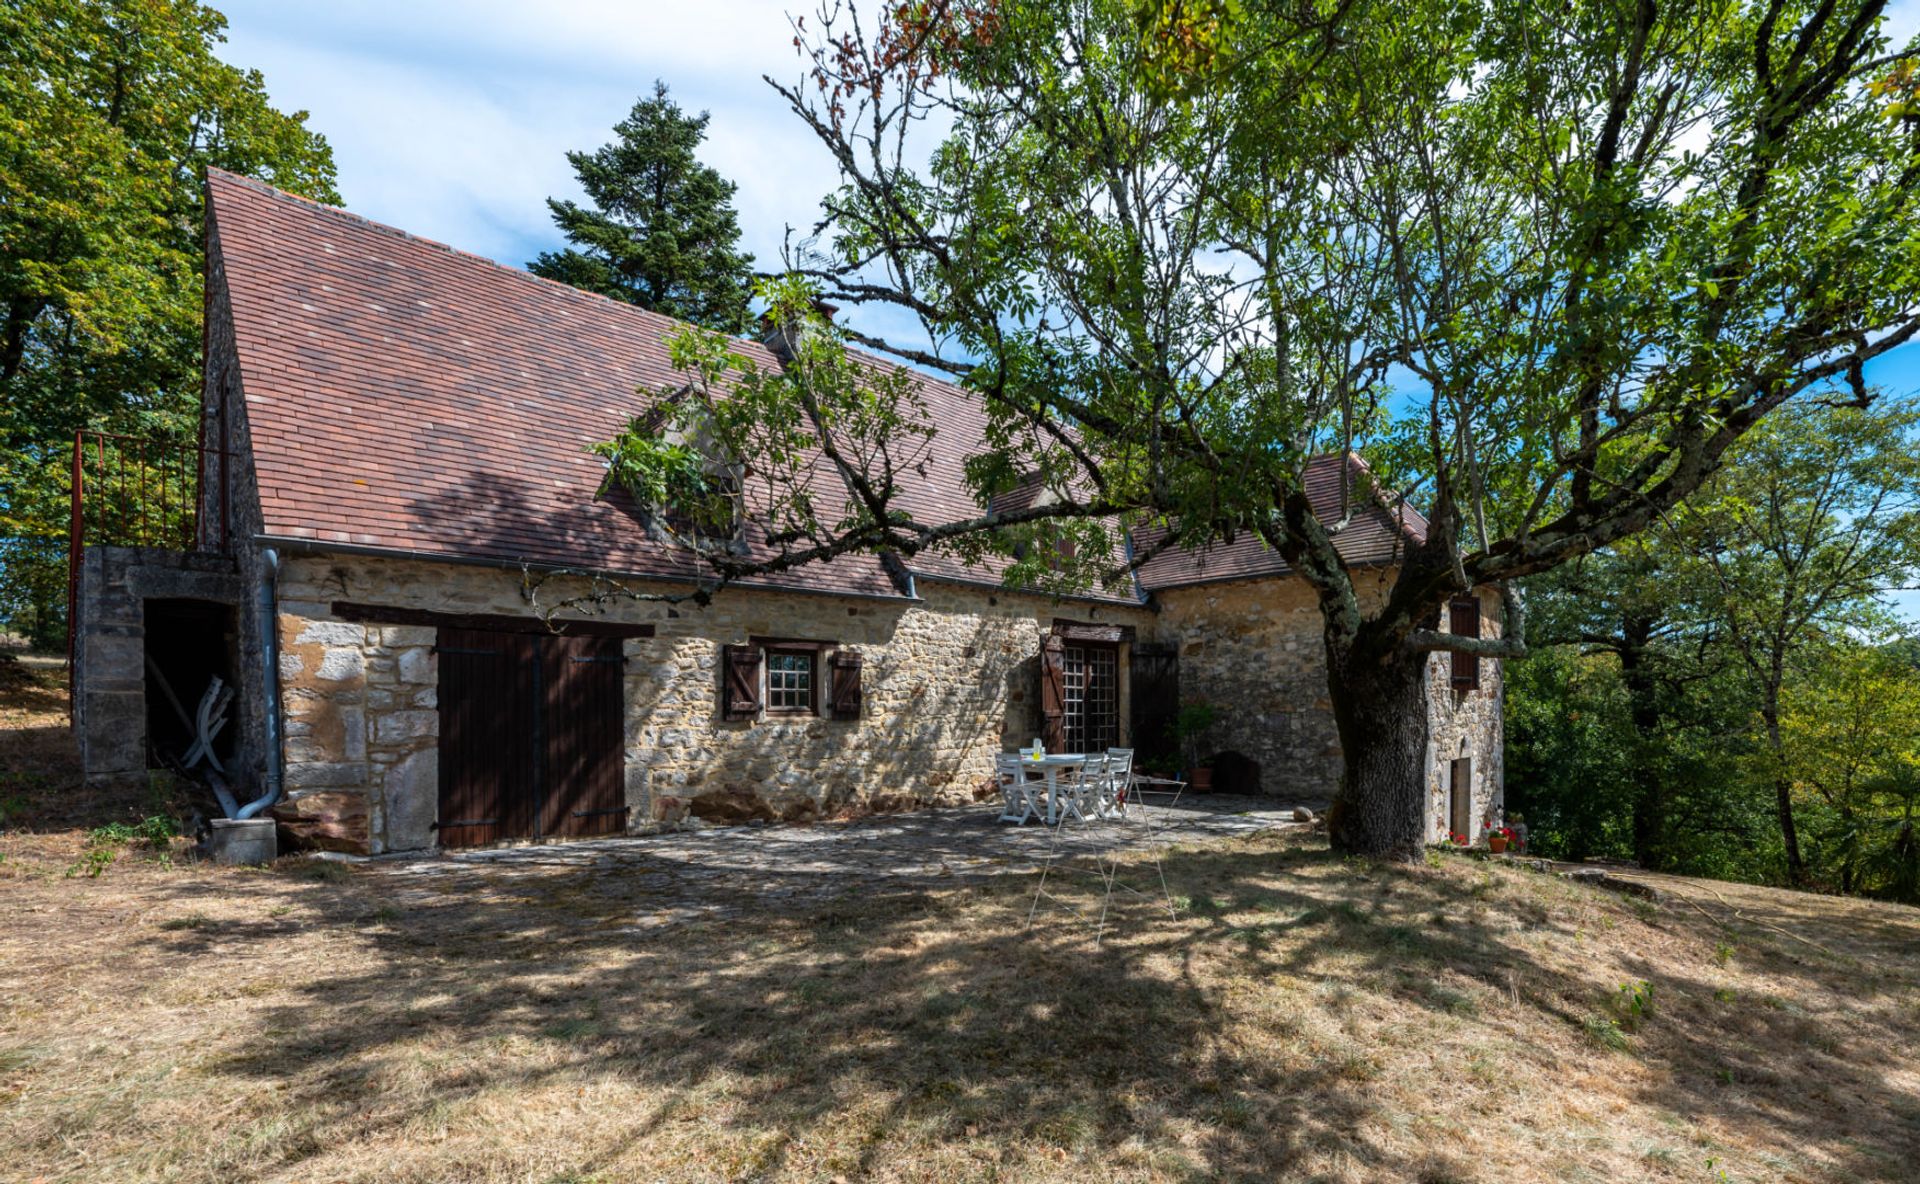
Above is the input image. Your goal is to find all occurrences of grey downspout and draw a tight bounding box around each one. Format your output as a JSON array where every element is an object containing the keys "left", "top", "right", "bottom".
[{"left": 236, "top": 548, "right": 283, "bottom": 820}]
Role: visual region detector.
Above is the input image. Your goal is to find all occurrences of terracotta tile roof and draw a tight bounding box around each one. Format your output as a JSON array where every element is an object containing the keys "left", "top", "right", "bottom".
[
  {"left": 1130, "top": 454, "right": 1428, "bottom": 590},
  {"left": 210, "top": 168, "right": 906, "bottom": 599},
  {"left": 207, "top": 170, "right": 1418, "bottom": 605}
]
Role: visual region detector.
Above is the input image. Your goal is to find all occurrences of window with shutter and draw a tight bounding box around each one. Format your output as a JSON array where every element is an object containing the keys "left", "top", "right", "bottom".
[
  {"left": 721, "top": 644, "right": 763, "bottom": 719},
  {"left": 1449, "top": 597, "right": 1481, "bottom": 690},
  {"left": 829, "top": 650, "right": 863, "bottom": 719},
  {"left": 764, "top": 646, "right": 818, "bottom": 715}
]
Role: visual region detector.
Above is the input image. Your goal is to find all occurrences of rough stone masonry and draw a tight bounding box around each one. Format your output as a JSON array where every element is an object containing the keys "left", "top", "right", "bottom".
[{"left": 257, "top": 553, "right": 1500, "bottom": 855}]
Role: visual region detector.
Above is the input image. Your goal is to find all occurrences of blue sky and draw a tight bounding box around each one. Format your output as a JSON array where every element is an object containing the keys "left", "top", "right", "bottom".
[
  {"left": 215, "top": 0, "right": 1920, "bottom": 616},
  {"left": 216, "top": 0, "right": 1920, "bottom": 388}
]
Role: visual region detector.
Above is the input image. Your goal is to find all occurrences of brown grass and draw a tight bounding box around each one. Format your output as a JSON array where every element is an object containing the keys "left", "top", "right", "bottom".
[
  {"left": 5, "top": 668, "right": 1920, "bottom": 1181},
  {"left": 0, "top": 651, "right": 174, "bottom": 834}
]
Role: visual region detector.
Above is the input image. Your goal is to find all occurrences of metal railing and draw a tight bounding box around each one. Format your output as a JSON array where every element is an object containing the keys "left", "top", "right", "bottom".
[{"left": 66, "top": 429, "right": 229, "bottom": 665}]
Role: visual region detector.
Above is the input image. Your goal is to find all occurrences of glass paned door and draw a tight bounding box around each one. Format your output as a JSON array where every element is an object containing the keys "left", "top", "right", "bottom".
[{"left": 1063, "top": 644, "right": 1119, "bottom": 753}]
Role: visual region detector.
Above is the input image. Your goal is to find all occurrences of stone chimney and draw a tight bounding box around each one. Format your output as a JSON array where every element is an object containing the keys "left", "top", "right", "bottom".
[{"left": 759, "top": 300, "right": 838, "bottom": 362}]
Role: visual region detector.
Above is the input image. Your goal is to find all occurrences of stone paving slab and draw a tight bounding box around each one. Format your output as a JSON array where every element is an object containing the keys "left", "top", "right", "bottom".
[{"left": 372, "top": 794, "right": 1321, "bottom": 930}]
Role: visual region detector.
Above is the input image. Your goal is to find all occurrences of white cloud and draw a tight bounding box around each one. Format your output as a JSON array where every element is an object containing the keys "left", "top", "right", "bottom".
[{"left": 215, "top": 0, "right": 843, "bottom": 275}]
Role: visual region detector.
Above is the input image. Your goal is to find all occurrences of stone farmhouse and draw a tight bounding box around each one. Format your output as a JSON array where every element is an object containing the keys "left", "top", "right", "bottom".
[{"left": 68, "top": 170, "right": 1504, "bottom": 854}]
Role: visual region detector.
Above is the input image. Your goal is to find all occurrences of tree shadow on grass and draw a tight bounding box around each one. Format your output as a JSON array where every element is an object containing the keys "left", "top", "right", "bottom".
[{"left": 137, "top": 837, "right": 1920, "bottom": 1182}]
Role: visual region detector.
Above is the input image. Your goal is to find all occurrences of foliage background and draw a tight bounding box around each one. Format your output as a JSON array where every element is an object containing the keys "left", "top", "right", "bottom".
[{"left": 0, "top": 0, "right": 337, "bottom": 648}]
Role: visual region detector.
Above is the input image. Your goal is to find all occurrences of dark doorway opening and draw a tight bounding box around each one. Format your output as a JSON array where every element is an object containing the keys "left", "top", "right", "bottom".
[
  {"left": 1449, "top": 757, "right": 1472, "bottom": 838},
  {"left": 1130, "top": 643, "right": 1180, "bottom": 767},
  {"left": 142, "top": 598, "right": 237, "bottom": 769}
]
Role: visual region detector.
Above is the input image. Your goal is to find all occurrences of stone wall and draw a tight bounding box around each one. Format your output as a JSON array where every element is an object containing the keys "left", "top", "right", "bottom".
[
  {"left": 1153, "top": 572, "right": 1504, "bottom": 835},
  {"left": 72, "top": 546, "right": 242, "bottom": 790},
  {"left": 1423, "top": 586, "right": 1506, "bottom": 843},
  {"left": 199, "top": 218, "right": 272, "bottom": 797},
  {"left": 273, "top": 614, "right": 440, "bottom": 852},
  {"left": 267, "top": 552, "right": 1153, "bottom": 853},
  {"left": 262, "top": 548, "right": 1505, "bottom": 852},
  {"left": 1152, "top": 572, "right": 1395, "bottom": 798}
]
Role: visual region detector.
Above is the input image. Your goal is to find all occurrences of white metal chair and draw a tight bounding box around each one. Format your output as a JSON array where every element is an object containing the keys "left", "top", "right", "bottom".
[{"left": 183, "top": 676, "right": 233, "bottom": 774}]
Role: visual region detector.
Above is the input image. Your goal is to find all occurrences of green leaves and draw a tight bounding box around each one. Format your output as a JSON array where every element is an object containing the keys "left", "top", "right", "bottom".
[
  {"left": 758, "top": 0, "right": 1916, "bottom": 607},
  {"left": 0, "top": 0, "right": 337, "bottom": 645},
  {"left": 595, "top": 277, "right": 937, "bottom": 573}
]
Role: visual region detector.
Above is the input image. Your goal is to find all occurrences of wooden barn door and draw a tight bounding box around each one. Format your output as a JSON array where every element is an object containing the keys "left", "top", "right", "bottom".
[
  {"left": 436, "top": 628, "right": 540, "bottom": 847},
  {"left": 437, "top": 628, "right": 626, "bottom": 847},
  {"left": 540, "top": 635, "right": 627, "bottom": 838}
]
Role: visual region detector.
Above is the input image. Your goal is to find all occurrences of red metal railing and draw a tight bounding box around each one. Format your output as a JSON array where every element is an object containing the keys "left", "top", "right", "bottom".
[{"left": 66, "top": 429, "right": 228, "bottom": 666}]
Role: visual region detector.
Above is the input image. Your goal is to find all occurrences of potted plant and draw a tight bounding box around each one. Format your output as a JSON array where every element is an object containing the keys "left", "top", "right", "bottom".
[
  {"left": 1485, "top": 822, "right": 1516, "bottom": 854},
  {"left": 1174, "top": 701, "right": 1218, "bottom": 791}
]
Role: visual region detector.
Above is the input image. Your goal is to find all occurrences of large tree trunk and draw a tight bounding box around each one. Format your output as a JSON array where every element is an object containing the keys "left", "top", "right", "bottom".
[{"left": 1325, "top": 643, "right": 1432, "bottom": 861}]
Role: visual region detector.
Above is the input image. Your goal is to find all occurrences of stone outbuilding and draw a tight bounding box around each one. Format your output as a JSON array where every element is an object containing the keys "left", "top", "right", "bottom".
[{"left": 68, "top": 170, "right": 1504, "bottom": 854}]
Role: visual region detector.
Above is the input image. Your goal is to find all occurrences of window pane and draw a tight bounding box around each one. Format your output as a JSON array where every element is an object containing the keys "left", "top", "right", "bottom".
[
  {"left": 1062, "top": 644, "right": 1118, "bottom": 753},
  {"left": 767, "top": 651, "right": 813, "bottom": 711}
]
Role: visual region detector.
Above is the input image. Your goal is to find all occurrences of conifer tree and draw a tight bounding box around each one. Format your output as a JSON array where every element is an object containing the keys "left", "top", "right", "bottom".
[{"left": 531, "top": 82, "right": 755, "bottom": 333}]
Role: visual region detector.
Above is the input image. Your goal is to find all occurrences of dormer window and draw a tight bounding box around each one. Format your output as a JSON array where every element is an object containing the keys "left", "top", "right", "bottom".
[
  {"left": 998, "top": 474, "right": 1077, "bottom": 571},
  {"left": 594, "top": 400, "right": 744, "bottom": 548}
]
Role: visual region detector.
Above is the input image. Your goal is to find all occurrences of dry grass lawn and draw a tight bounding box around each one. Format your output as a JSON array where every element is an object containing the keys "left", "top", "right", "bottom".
[{"left": 4, "top": 660, "right": 1920, "bottom": 1182}]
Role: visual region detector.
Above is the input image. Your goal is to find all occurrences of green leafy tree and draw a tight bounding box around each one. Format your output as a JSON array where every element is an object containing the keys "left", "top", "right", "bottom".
[
  {"left": 1508, "top": 580, "right": 1776, "bottom": 880},
  {"left": 1682, "top": 399, "right": 1920, "bottom": 882},
  {"left": 1521, "top": 539, "right": 1736, "bottom": 870},
  {"left": 529, "top": 82, "right": 755, "bottom": 332},
  {"left": 0, "top": 0, "right": 336, "bottom": 647},
  {"left": 1503, "top": 646, "right": 1641, "bottom": 861},
  {"left": 1512, "top": 399, "right": 1920, "bottom": 887},
  {"left": 1779, "top": 643, "right": 1920, "bottom": 898},
  {"left": 594, "top": 0, "right": 1920, "bottom": 860}
]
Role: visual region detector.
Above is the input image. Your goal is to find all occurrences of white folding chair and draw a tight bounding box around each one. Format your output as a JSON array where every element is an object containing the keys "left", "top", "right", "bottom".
[
  {"left": 183, "top": 677, "right": 233, "bottom": 774},
  {"left": 997, "top": 754, "right": 1047, "bottom": 824},
  {"left": 1055, "top": 755, "right": 1101, "bottom": 824},
  {"left": 1103, "top": 748, "right": 1135, "bottom": 818}
]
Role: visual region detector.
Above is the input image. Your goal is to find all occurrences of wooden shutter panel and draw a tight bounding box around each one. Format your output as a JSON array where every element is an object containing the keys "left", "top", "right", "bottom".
[
  {"left": 1039, "top": 635, "right": 1067, "bottom": 751},
  {"left": 722, "top": 644, "right": 763, "bottom": 719},
  {"left": 1450, "top": 597, "right": 1481, "bottom": 690},
  {"left": 830, "top": 650, "right": 863, "bottom": 719}
]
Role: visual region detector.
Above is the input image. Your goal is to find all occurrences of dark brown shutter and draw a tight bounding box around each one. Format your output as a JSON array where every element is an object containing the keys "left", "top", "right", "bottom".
[
  {"left": 830, "top": 650, "right": 863, "bottom": 719},
  {"left": 722, "top": 644, "right": 763, "bottom": 719},
  {"left": 1039, "top": 634, "right": 1067, "bottom": 751},
  {"left": 1450, "top": 597, "right": 1481, "bottom": 690}
]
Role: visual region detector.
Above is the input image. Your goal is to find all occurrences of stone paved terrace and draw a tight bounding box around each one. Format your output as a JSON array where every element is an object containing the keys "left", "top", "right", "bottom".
[{"left": 367, "top": 794, "right": 1323, "bottom": 931}]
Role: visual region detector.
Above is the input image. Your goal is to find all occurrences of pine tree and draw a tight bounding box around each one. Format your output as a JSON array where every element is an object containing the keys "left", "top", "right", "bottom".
[{"left": 530, "top": 83, "right": 754, "bottom": 333}]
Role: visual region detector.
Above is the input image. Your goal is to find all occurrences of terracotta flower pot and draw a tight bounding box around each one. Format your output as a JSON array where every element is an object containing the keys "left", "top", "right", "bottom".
[
  {"left": 1488, "top": 834, "right": 1509, "bottom": 854},
  {"left": 1187, "top": 766, "right": 1214, "bottom": 792}
]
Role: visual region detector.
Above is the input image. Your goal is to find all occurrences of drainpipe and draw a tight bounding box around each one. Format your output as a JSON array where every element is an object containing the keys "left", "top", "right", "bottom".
[{"left": 236, "top": 548, "right": 283, "bottom": 820}]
